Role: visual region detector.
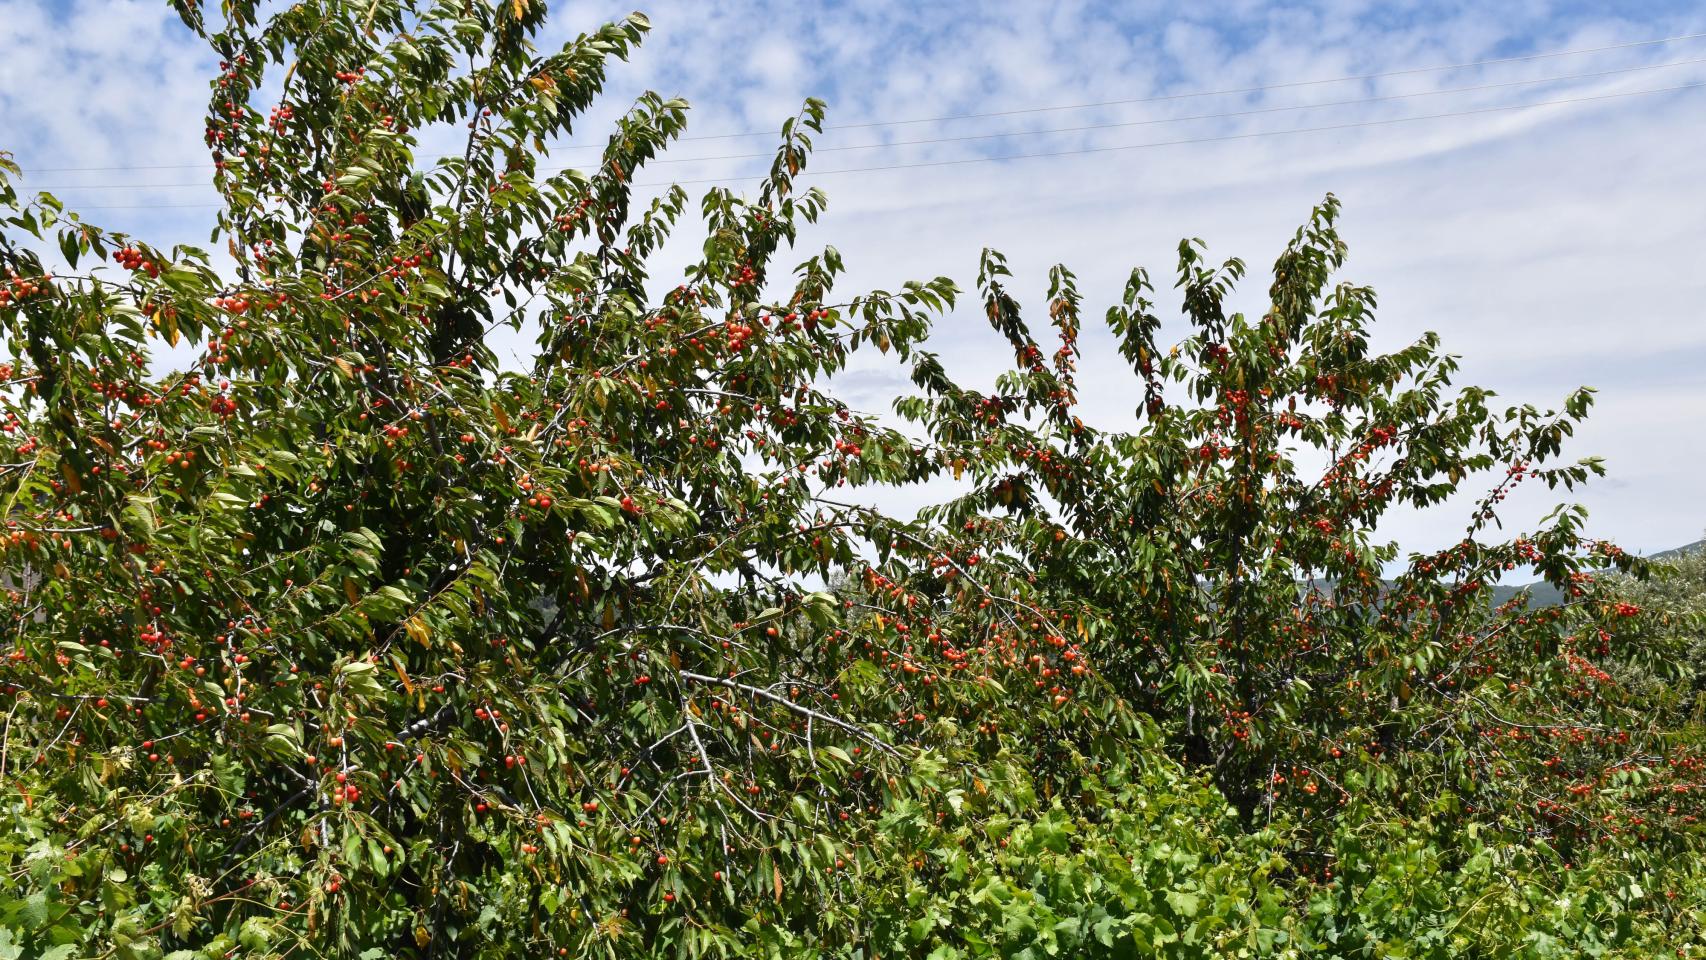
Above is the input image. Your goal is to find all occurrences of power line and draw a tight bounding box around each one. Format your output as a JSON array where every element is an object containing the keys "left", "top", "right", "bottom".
[
  {"left": 31, "top": 53, "right": 1706, "bottom": 191},
  {"left": 653, "top": 81, "right": 1704, "bottom": 186},
  {"left": 747, "top": 28, "right": 1706, "bottom": 138},
  {"left": 664, "top": 54, "right": 1706, "bottom": 162},
  {"left": 59, "top": 80, "right": 1703, "bottom": 211},
  {"left": 17, "top": 28, "right": 1706, "bottom": 174}
]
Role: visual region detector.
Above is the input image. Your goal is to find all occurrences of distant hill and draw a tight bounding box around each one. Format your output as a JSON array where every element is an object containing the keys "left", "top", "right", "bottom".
[
  {"left": 1488, "top": 580, "right": 1563, "bottom": 608},
  {"left": 1652, "top": 539, "right": 1706, "bottom": 562},
  {"left": 1489, "top": 538, "right": 1703, "bottom": 608},
  {"left": 1302, "top": 540, "right": 1703, "bottom": 610}
]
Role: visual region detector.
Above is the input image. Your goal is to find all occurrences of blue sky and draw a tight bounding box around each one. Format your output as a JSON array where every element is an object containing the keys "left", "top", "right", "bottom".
[{"left": 2, "top": 0, "right": 1703, "bottom": 558}]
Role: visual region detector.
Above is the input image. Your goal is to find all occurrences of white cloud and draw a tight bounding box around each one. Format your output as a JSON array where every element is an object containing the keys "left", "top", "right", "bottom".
[{"left": 4, "top": 0, "right": 1703, "bottom": 553}]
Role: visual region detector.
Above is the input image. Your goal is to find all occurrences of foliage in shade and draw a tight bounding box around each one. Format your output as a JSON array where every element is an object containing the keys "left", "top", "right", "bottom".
[{"left": 0, "top": 1, "right": 1700, "bottom": 957}]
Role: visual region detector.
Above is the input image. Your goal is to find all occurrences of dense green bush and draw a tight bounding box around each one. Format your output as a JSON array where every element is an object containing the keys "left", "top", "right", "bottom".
[{"left": 0, "top": 1, "right": 1699, "bottom": 957}]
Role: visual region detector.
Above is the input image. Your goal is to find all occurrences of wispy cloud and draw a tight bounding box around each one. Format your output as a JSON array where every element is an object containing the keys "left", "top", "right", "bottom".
[{"left": 3, "top": 0, "right": 1702, "bottom": 554}]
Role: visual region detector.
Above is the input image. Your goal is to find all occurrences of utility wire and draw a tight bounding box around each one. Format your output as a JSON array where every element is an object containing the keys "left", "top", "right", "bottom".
[
  {"left": 17, "top": 29, "right": 1706, "bottom": 174},
  {"left": 57, "top": 80, "right": 1704, "bottom": 210},
  {"left": 29, "top": 53, "right": 1706, "bottom": 191},
  {"left": 658, "top": 54, "right": 1706, "bottom": 163},
  {"left": 655, "top": 80, "right": 1705, "bottom": 186},
  {"left": 756, "top": 28, "right": 1706, "bottom": 137}
]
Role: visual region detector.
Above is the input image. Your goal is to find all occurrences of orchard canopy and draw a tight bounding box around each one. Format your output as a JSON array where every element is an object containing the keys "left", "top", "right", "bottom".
[{"left": 0, "top": 1, "right": 1701, "bottom": 958}]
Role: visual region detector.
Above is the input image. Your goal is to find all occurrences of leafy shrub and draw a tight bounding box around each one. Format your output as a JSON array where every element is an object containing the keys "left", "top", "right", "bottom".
[{"left": 0, "top": 1, "right": 1698, "bottom": 957}]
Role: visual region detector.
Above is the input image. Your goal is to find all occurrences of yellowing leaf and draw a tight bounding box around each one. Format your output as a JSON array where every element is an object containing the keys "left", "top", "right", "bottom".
[
  {"left": 152, "top": 310, "right": 180, "bottom": 347},
  {"left": 391, "top": 658, "right": 415, "bottom": 699}
]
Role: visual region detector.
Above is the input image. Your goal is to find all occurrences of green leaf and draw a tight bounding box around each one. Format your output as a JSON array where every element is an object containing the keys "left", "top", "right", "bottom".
[
  {"left": 1165, "top": 891, "right": 1199, "bottom": 918},
  {"left": 20, "top": 892, "right": 48, "bottom": 929}
]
